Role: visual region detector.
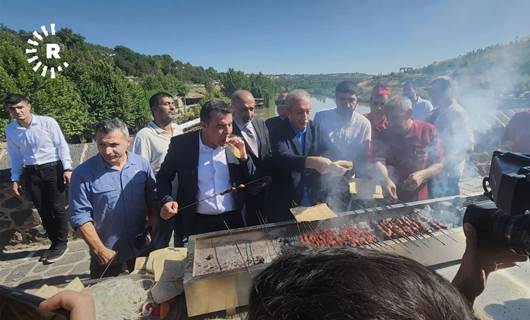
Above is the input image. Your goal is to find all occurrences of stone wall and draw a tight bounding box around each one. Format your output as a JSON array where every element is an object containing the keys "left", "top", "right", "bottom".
[{"left": 0, "top": 142, "right": 100, "bottom": 249}]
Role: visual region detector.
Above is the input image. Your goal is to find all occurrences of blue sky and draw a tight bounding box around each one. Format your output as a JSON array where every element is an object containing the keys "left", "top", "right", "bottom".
[{"left": 1, "top": 0, "right": 530, "bottom": 75}]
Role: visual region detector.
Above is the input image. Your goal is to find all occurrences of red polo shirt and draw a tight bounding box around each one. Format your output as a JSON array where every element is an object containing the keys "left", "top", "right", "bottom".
[{"left": 373, "top": 120, "right": 443, "bottom": 202}]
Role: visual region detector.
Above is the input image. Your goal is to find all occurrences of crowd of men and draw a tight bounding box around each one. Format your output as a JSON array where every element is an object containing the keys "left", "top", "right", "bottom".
[{"left": 4, "top": 75, "right": 529, "bottom": 279}]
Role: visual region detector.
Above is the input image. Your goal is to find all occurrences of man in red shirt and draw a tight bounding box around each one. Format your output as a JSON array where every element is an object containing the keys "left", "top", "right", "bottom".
[
  {"left": 373, "top": 96, "right": 444, "bottom": 202},
  {"left": 364, "top": 83, "right": 391, "bottom": 141},
  {"left": 501, "top": 109, "right": 530, "bottom": 154}
]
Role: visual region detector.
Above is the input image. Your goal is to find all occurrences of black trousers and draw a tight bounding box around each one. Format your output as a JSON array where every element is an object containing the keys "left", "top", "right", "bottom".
[
  {"left": 89, "top": 257, "right": 135, "bottom": 279},
  {"left": 23, "top": 161, "right": 69, "bottom": 248},
  {"left": 191, "top": 211, "right": 244, "bottom": 235}
]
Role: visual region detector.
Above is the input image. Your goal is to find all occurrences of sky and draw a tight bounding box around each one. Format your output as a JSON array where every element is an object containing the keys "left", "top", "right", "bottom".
[{"left": 1, "top": 0, "right": 530, "bottom": 75}]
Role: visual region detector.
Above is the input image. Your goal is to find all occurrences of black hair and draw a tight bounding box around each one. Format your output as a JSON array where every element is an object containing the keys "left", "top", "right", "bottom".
[
  {"left": 335, "top": 81, "right": 358, "bottom": 95},
  {"left": 4, "top": 94, "right": 29, "bottom": 107},
  {"left": 200, "top": 99, "right": 232, "bottom": 123},
  {"left": 149, "top": 92, "right": 173, "bottom": 110},
  {"left": 248, "top": 246, "right": 476, "bottom": 320}
]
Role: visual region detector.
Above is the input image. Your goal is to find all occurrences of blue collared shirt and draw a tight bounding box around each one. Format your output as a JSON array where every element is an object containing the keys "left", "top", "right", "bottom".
[
  {"left": 5, "top": 115, "right": 72, "bottom": 181},
  {"left": 69, "top": 152, "right": 156, "bottom": 262}
]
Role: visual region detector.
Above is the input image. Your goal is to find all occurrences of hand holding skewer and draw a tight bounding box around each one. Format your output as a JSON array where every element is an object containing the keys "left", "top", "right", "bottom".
[
  {"left": 160, "top": 201, "right": 179, "bottom": 220},
  {"left": 226, "top": 135, "right": 248, "bottom": 160}
]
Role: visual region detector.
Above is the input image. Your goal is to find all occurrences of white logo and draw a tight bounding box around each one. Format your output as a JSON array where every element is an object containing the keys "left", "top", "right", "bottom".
[{"left": 25, "top": 24, "right": 69, "bottom": 79}]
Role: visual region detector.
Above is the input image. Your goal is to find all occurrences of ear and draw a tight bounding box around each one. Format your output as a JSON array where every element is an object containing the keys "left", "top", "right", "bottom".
[{"left": 200, "top": 121, "right": 207, "bottom": 130}]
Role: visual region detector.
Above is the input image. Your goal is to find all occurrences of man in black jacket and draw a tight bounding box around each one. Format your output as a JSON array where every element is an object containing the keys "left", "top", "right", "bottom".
[
  {"left": 156, "top": 100, "right": 255, "bottom": 236},
  {"left": 265, "top": 91, "right": 289, "bottom": 133},
  {"left": 270, "top": 90, "right": 346, "bottom": 222}
]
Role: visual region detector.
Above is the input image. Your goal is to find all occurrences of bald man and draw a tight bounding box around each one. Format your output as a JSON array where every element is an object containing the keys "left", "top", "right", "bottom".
[
  {"left": 231, "top": 90, "right": 272, "bottom": 225},
  {"left": 373, "top": 96, "right": 443, "bottom": 202}
]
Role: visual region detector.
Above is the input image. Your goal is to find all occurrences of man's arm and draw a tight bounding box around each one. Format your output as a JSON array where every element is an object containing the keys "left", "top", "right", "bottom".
[
  {"left": 132, "top": 133, "right": 152, "bottom": 162},
  {"left": 69, "top": 169, "right": 115, "bottom": 264},
  {"left": 271, "top": 134, "right": 332, "bottom": 174},
  {"left": 6, "top": 130, "right": 24, "bottom": 196},
  {"left": 144, "top": 162, "right": 159, "bottom": 231},
  {"left": 49, "top": 117, "right": 73, "bottom": 171},
  {"left": 78, "top": 222, "right": 116, "bottom": 265},
  {"left": 156, "top": 137, "right": 180, "bottom": 205},
  {"left": 373, "top": 160, "right": 398, "bottom": 201}
]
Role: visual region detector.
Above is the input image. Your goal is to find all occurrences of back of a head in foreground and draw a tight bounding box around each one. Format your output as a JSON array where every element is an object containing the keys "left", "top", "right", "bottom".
[{"left": 248, "top": 247, "right": 476, "bottom": 320}]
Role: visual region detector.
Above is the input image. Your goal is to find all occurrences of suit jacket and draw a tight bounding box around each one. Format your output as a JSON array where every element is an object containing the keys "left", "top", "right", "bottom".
[
  {"left": 156, "top": 130, "right": 256, "bottom": 235},
  {"left": 265, "top": 116, "right": 286, "bottom": 135},
  {"left": 232, "top": 117, "right": 271, "bottom": 174},
  {"left": 269, "top": 119, "right": 319, "bottom": 222}
]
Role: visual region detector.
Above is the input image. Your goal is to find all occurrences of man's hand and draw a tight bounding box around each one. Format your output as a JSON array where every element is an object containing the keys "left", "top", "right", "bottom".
[
  {"left": 11, "top": 181, "right": 22, "bottom": 197},
  {"left": 63, "top": 171, "right": 72, "bottom": 185},
  {"left": 322, "top": 162, "right": 349, "bottom": 177},
  {"left": 452, "top": 223, "right": 527, "bottom": 303},
  {"left": 305, "top": 156, "right": 332, "bottom": 174},
  {"left": 382, "top": 178, "right": 398, "bottom": 201},
  {"left": 160, "top": 201, "right": 179, "bottom": 220},
  {"left": 39, "top": 290, "right": 95, "bottom": 320},
  {"left": 403, "top": 171, "right": 425, "bottom": 191},
  {"left": 227, "top": 136, "right": 248, "bottom": 160},
  {"left": 95, "top": 246, "right": 117, "bottom": 265}
]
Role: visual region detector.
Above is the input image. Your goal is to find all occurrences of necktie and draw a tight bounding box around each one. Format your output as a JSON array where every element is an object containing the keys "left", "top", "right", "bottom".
[{"left": 245, "top": 124, "right": 259, "bottom": 156}]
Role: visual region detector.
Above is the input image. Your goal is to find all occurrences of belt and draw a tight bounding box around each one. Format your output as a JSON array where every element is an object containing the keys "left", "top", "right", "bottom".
[
  {"left": 25, "top": 160, "right": 61, "bottom": 170},
  {"left": 196, "top": 210, "right": 238, "bottom": 217}
]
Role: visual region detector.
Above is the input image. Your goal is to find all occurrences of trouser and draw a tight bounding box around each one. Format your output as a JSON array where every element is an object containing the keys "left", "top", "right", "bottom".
[
  {"left": 191, "top": 211, "right": 244, "bottom": 235},
  {"left": 89, "top": 256, "right": 135, "bottom": 279},
  {"left": 23, "top": 161, "right": 68, "bottom": 248},
  {"left": 152, "top": 214, "right": 186, "bottom": 249}
]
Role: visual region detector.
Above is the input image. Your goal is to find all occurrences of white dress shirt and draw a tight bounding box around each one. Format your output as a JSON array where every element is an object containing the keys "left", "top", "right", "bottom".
[
  {"left": 5, "top": 115, "right": 72, "bottom": 181},
  {"left": 132, "top": 121, "right": 182, "bottom": 173},
  {"left": 196, "top": 133, "right": 236, "bottom": 214}
]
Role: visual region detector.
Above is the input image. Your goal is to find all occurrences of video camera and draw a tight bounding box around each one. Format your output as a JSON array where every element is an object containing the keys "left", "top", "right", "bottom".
[{"left": 463, "top": 151, "right": 530, "bottom": 255}]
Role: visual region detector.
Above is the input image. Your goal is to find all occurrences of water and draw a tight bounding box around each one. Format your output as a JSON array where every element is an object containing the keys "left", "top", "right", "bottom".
[{"left": 256, "top": 96, "right": 370, "bottom": 120}]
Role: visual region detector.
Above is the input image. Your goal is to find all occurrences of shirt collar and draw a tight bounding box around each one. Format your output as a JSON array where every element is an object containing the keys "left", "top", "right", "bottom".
[
  {"left": 234, "top": 117, "right": 252, "bottom": 131},
  {"left": 289, "top": 121, "right": 307, "bottom": 136},
  {"left": 97, "top": 152, "right": 135, "bottom": 170},
  {"left": 16, "top": 114, "right": 40, "bottom": 128},
  {"left": 149, "top": 121, "right": 178, "bottom": 135},
  {"left": 199, "top": 131, "right": 224, "bottom": 152}
]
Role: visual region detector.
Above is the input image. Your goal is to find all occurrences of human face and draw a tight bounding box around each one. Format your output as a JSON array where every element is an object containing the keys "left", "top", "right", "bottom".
[
  {"left": 369, "top": 94, "right": 389, "bottom": 115},
  {"left": 7, "top": 101, "right": 32, "bottom": 122},
  {"left": 233, "top": 96, "right": 255, "bottom": 124},
  {"left": 386, "top": 107, "right": 412, "bottom": 133},
  {"left": 276, "top": 92, "right": 289, "bottom": 118},
  {"left": 335, "top": 92, "right": 358, "bottom": 112},
  {"left": 288, "top": 98, "right": 311, "bottom": 131},
  {"left": 428, "top": 82, "right": 446, "bottom": 107},
  {"left": 96, "top": 129, "right": 130, "bottom": 166},
  {"left": 201, "top": 112, "right": 233, "bottom": 148},
  {"left": 153, "top": 96, "right": 176, "bottom": 124}
]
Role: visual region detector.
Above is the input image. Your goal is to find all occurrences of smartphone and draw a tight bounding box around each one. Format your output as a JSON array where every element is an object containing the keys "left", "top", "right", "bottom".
[{"left": 0, "top": 284, "right": 69, "bottom": 320}]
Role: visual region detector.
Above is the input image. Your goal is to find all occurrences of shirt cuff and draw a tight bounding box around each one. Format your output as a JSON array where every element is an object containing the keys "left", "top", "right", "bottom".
[
  {"left": 62, "top": 160, "right": 73, "bottom": 170},
  {"left": 70, "top": 215, "right": 93, "bottom": 229},
  {"left": 160, "top": 195, "right": 174, "bottom": 207}
]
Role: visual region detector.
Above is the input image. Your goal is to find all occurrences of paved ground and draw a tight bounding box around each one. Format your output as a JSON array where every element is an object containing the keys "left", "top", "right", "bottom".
[{"left": 0, "top": 239, "right": 91, "bottom": 293}]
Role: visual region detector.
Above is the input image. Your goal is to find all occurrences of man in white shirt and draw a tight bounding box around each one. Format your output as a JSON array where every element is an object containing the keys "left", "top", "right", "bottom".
[
  {"left": 403, "top": 81, "right": 434, "bottom": 121},
  {"left": 132, "top": 92, "right": 182, "bottom": 173},
  {"left": 4, "top": 94, "right": 72, "bottom": 263},
  {"left": 156, "top": 100, "right": 256, "bottom": 236},
  {"left": 427, "top": 76, "right": 474, "bottom": 197}
]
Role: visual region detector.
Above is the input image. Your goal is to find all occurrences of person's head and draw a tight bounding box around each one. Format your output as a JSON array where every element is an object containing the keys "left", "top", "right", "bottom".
[
  {"left": 403, "top": 81, "right": 418, "bottom": 101},
  {"left": 149, "top": 92, "right": 176, "bottom": 125},
  {"left": 286, "top": 89, "right": 311, "bottom": 131},
  {"left": 200, "top": 99, "right": 233, "bottom": 147},
  {"left": 248, "top": 247, "right": 475, "bottom": 320},
  {"left": 429, "top": 76, "right": 454, "bottom": 107},
  {"left": 94, "top": 118, "right": 131, "bottom": 166},
  {"left": 335, "top": 81, "right": 358, "bottom": 114},
  {"left": 231, "top": 90, "right": 256, "bottom": 124},
  {"left": 369, "top": 83, "right": 391, "bottom": 115},
  {"left": 4, "top": 94, "right": 32, "bottom": 122},
  {"left": 384, "top": 95, "right": 413, "bottom": 133},
  {"left": 275, "top": 91, "right": 289, "bottom": 119}
]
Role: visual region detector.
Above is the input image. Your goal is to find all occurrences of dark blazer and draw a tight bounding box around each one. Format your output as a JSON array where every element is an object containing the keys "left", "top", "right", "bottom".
[
  {"left": 269, "top": 119, "right": 319, "bottom": 222},
  {"left": 232, "top": 117, "right": 271, "bottom": 174},
  {"left": 156, "top": 130, "right": 256, "bottom": 235},
  {"left": 265, "top": 116, "right": 286, "bottom": 135}
]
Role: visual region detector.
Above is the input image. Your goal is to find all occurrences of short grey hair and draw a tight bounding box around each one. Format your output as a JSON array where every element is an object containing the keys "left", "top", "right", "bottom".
[
  {"left": 384, "top": 95, "right": 413, "bottom": 115},
  {"left": 286, "top": 89, "right": 311, "bottom": 108},
  {"left": 94, "top": 118, "right": 129, "bottom": 138}
]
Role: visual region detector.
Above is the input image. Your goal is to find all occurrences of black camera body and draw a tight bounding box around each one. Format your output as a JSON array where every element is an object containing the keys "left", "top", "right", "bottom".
[{"left": 463, "top": 151, "right": 530, "bottom": 255}]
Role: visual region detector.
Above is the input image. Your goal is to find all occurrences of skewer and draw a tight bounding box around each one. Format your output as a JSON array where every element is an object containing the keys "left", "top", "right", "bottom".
[
  {"left": 212, "top": 241, "right": 223, "bottom": 272},
  {"left": 222, "top": 220, "right": 250, "bottom": 273}
]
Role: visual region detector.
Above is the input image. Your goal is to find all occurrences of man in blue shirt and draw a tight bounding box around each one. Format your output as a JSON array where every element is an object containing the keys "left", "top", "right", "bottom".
[
  {"left": 69, "top": 118, "right": 157, "bottom": 279},
  {"left": 4, "top": 94, "right": 73, "bottom": 264}
]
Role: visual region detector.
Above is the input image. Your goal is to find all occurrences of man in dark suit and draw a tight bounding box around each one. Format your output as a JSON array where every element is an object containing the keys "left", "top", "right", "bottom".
[
  {"left": 270, "top": 89, "right": 347, "bottom": 222},
  {"left": 265, "top": 90, "right": 289, "bottom": 133},
  {"left": 156, "top": 100, "right": 256, "bottom": 237},
  {"left": 231, "top": 90, "right": 271, "bottom": 173},
  {"left": 230, "top": 90, "right": 273, "bottom": 225}
]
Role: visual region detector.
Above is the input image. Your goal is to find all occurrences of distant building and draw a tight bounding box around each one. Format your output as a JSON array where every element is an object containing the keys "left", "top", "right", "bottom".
[{"left": 399, "top": 67, "right": 414, "bottom": 73}]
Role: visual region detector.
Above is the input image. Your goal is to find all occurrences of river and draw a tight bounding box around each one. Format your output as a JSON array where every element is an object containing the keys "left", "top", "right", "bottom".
[{"left": 255, "top": 96, "right": 370, "bottom": 120}]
